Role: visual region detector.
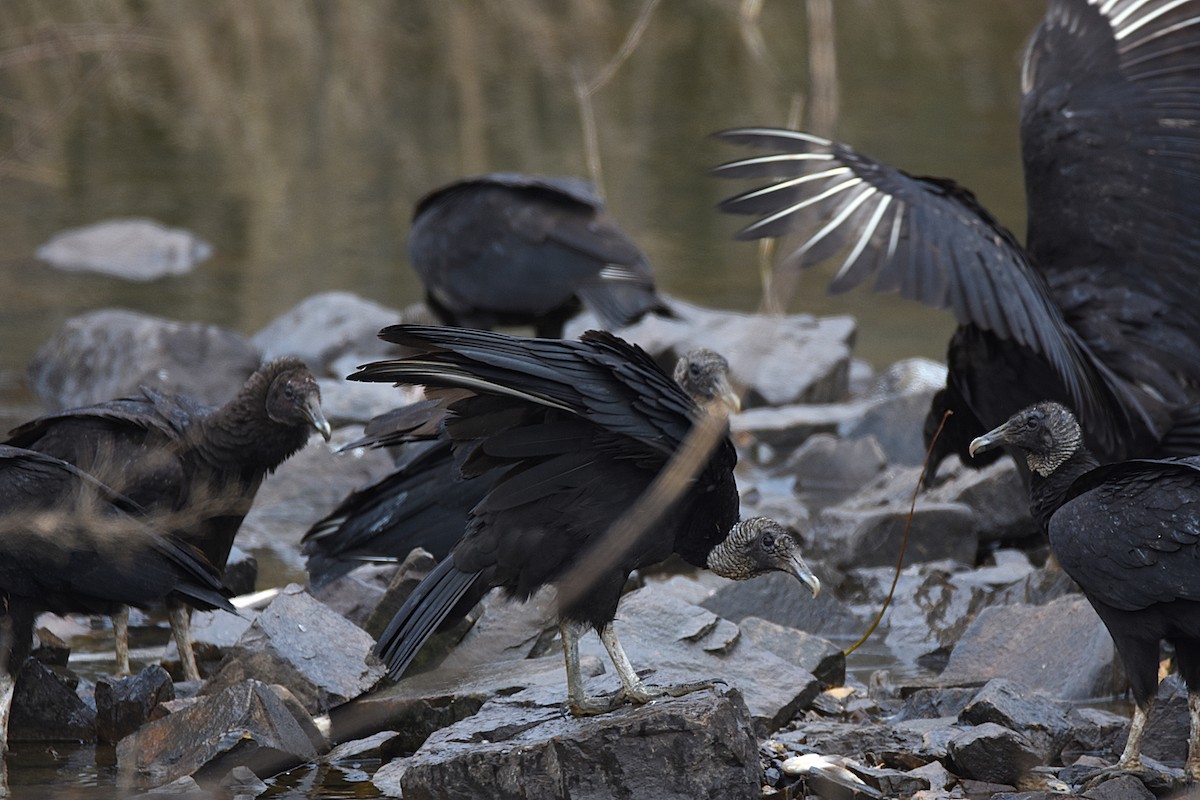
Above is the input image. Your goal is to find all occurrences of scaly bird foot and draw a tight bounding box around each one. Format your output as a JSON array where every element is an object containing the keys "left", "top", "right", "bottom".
[
  {"left": 625, "top": 678, "right": 727, "bottom": 704},
  {"left": 568, "top": 688, "right": 627, "bottom": 716}
]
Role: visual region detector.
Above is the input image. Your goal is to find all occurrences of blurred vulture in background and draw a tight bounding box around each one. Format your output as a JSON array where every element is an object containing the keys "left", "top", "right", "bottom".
[
  {"left": 409, "top": 173, "right": 673, "bottom": 338},
  {"left": 715, "top": 0, "right": 1200, "bottom": 481}
]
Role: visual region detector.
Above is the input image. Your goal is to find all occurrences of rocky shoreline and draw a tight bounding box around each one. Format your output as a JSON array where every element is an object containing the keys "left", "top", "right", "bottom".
[{"left": 5, "top": 292, "right": 1190, "bottom": 799}]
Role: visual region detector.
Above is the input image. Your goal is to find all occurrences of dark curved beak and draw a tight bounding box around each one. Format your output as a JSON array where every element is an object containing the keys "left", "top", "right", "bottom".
[
  {"left": 968, "top": 422, "right": 1008, "bottom": 458},
  {"left": 304, "top": 396, "right": 333, "bottom": 442}
]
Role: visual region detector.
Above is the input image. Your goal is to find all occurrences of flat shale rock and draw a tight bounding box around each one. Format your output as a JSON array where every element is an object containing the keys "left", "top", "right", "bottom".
[
  {"left": 736, "top": 616, "right": 846, "bottom": 686},
  {"left": 394, "top": 686, "right": 761, "bottom": 800},
  {"left": 36, "top": 218, "right": 212, "bottom": 280},
  {"left": 116, "top": 679, "right": 324, "bottom": 789},
  {"left": 958, "top": 679, "right": 1071, "bottom": 764},
  {"left": 815, "top": 503, "right": 978, "bottom": 569},
  {"left": 936, "top": 596, "right": 1120, "bottom": 700},
  {"left": 204, "top": 585, "right": 384, "bottom": 714},
  {"left": 251, "top": 291, "right": 401, "bottom": 370},
  {"left": 945, "top": 722, "right": 1040, "bottom": 786},
  {"left": 701, "top": 570, "right": 864, "bottom": 639},
  {"left": 569, "top": 296, "right": 855, "bottom": 407},
  {"left": 28, "top": 309, "right": 261, "bottom": 411}
]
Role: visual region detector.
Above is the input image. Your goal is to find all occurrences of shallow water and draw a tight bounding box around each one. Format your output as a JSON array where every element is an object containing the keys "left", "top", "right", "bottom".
[{"left": 0, "top": 1, "right": 1050, "bottom": 795}]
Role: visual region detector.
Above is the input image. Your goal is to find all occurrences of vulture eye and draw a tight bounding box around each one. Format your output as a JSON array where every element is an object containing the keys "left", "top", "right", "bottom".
[
  {"left": 761, "top": 532, "right": 776, "bottom": 549},
  {"left": 1025, "top": 417, "right": 1040, "bottom": 430}
]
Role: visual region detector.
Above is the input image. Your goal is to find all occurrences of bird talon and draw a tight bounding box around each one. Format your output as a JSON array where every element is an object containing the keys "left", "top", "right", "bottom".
[{"left": 568, "top": 689, "right": 627, "bottom": 716}]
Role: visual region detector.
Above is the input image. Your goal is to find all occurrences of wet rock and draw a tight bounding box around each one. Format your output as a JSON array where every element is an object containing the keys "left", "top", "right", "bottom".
[
  {"left": 701, "top": 570, "right": 865, "bottom": 638},
  {"left": 36, "top": 218, "right": 212, "bottom": 280},
  {"left": 204, "top": 585, "right": 384, "bottom": 714},
  {"left": 945, "top": 722, "right": 1040, "bottom": 785},
  {"left": 330, "top": 654, "right": 598, "bottom": 752},
  {"left": 924, "top": 459, "right": 1038, "bottom": 543},
  {"left": 28, "top": 309, "right": 262, "bottom": 411},
  {"left": 8, "top": 658, "right": 96, "bottom": 742},
  {"left": 958, "top": 679, "right": 1071, "bottom": 763},
  {"left": 251, "top": 291, "right": 402, "bottom": 370},
  {"left": 398, "top": 685, "right": 761, "bottom": 800},
  {"left": 1060, "top": 707, "right": 1128, "bottom": 765},
  {"left": 601, "top": 587, "right": 822, "bottom": 732},
  {"left": 786, "top": 434, "right": 888, "bottom": 497},
  {"left": 95, "top": 664, "right": 175, "bottom": 744},
  {"left": 936, "top": 595, "right": 1120, "bottom": 700},
  {"left": 237, "top": 428, "right": 394, "bottom": 568},
  {"left": 116, "top": 679, "right": 323, "bottom": 790},
  {"left": 737, "top": 616, "right": 846, "bottom": 686},
  {"left": 309, "top": 562, "right": 399, "bottom": 630},
  {"left": 218, "top": 765, "right": 268, "bottom": 800},
  {"left": 816, "top": 503, "right": 978, "bottom": 570},
  {"left": 896, "top": 688, "right": 978, "bottom": 722},
  {"left": 1081, "top": 774, "right": 1156, "bottom": 799},
  {"left": 320, "top": 730, "right": 403, "bottom": 763},
  {"left": 131, "top": 776, "right": 208, "bottom": 798},
  {"left": 570, "top": 296, "right": 855, "bottom": 407}
]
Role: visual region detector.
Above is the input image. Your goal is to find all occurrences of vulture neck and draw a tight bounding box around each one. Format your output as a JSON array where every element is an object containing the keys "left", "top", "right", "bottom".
[{"left": 1027, "top": 446, "right": 1100, "bottom": 532}]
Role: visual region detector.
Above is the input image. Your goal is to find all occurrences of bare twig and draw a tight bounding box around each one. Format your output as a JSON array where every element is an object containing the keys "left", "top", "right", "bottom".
[{"left": 843, "top": 409, "right": 953, "bottom": 656}]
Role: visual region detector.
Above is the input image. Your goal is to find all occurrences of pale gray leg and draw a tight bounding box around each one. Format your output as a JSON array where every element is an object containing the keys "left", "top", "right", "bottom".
[
  {"left": 1118, "top": 703, "right": 1149, "bottom": 771},
  {"left": 1187, "top": 692, "right": 1200, "bottom": 781},
  {"left": 167, "top": 602, "right": 200, "bottom": 682},
  {"left": 560, "top": 622, "right": 624, "bottom": 716},
  {"left": 0, "top": 671, "right": 12, "bottom": 755},
  {"left": 599, "top": 623, "right": 719, "bottom": 703},
  {"left": 112, "top": 607, "right": 131, "bottom": 676}
]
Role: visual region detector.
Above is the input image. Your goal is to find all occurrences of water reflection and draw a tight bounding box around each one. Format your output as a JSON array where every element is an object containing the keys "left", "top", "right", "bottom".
[{"left": 0, "top": 1, "right": 1047, "bottom": 795}]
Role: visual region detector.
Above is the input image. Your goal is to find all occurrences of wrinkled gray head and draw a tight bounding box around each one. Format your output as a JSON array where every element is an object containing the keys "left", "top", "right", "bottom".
[
  {"left": 707, "top": 517, "right": 820, "bottom": 596},
  {"left": 968, "top": 401, "right": 1082, "bottom": 477},
  {"left": 674, "top": 348, "right": 741, "bottom": 415}
]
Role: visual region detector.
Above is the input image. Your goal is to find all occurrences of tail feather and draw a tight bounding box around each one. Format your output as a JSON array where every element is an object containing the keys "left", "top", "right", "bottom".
[{"left": 375, "top": 555, "right": 482, "bottom": 678}]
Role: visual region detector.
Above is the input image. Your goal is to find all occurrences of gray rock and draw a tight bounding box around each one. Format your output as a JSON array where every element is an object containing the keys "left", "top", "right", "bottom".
[
  {"left": 937, "top": 596, "right": 1120, "bottom": 700},
  {"left": 958, "top": 679, "right": 1071, "bottom": 763},
  {"left": 8, "top": 658, "right": 96, "bottom": 742},
  {"left": 398, "top": 685, "right": 761, "bottom": 800},
  {"left": 778, "top": 720, "right": 956, "bottom": 766},
  {"left": 815, "top": 503, "right": 978, "bottom": 569},
  {"left": 731, "top": 402, "right": 863, "bottom": 460},
  {"left": 95, "top": 664, "right": 175, "bottom": 744},
  {"left": 438, "top": 588, "right": 557, "bottom": 671},
  {"left": 579, "top": 587, "right": 823, "bottom": 733},
  {"left": 702, "top": 570, "right": 865, "bottom": 639},
  {"left": 569, "top": 296, "right": 855, "bottom": 407},
  {"left": 237, "top": 429, "right": 395, "bottom": 569},
  {"left": 28, "top": 309, "right": 262, "bottom": 411},
  {"left": 204, "top": 585, "right": 385, "bottom": 714},
  {"left": 1081, "top": 774, "right": 1156, "bottom": 800},
  {"left": 36, "top": 218, "right": 212, "bottom": 280},
  {"left": 787, "top": 434, "right": 888, "bottom": 498},
  {"left": 1143, "top": 674, "right": 1189, "bottom": 767},
  {"left": 851, "top": 762, "right": 932, "bottom": 798},
  {"left": 321, "top": 730, "right": 402, "bottom": 764},
  {"left": 1061, "top": 707, "right": 1129, "bottom": 766},
  {"left": 309, "top": 563, "right": 399, "bottom": 630},
  {"left": 116, "top": 679, "right": 323, "bottom": 790},
  {"left": 315, "top": 376, "right": 416, "bottom": 427},
  {"left": 924, "top": 459, "right": 1038, "bottom": 543},
  {"left": 737, "top": 616, "right": 846, "bottom": 686},
  {"left": 896, "top": 688, "right": 978, "bottom": 722},
  {"left": 218, "top": 765, "right": 268, "bottom": 800},
  {"left": 841, "top": 387, "right": 939, "bottom": 466},
  {"left": 362, "top": 548, "right": 447, "bottom": 644},
  {"left": 222, "top": 545, "right": 259, "bottom": 597},
  {"left": 851, "top": 559, "right": 1034, "bottom": 673},
  {"left": 330, "top": 654, "right": 601, "bottom": 753},
  {"left": 945, "top": 722, "right": 1039, "bottom": 785},
  {"left": 130, "top": 776, "right": 208, "bottom": 798},
  {"left": 251, "top": 291, "right": 402, "bottom": 371}
]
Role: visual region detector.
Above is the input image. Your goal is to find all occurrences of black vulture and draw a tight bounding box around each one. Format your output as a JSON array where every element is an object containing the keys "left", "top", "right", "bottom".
[
  {"left": 4, "top": 357, "right": 330, "bottom": 680},
  {"left": 349, "top": 325, "right": 819, "bottom": 714},
  {"left": 0, "top": 445, "right": 234, "bottom": 749},
  {"left": 970, "top": 402, "right": 1200, "bottom": 779},
  {"left": 713, "top": 0, "right": 1200, "bottom": 481},
  {"left": 302, "top": 348, "right": 742, "bottom": 589},
  {"left": 409, "top": 173, "right": 673, "bottom": 338}
]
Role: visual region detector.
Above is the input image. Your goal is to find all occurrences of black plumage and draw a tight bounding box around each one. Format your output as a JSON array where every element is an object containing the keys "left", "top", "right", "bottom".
[
  {"left": 349, "top": 325, "right": 819, "bottom": 714},
  {"left": 714, "top": 0, "right": 1200, "bottom": 481},
  {"left": 970, "top": 402, "right": 1200, "bottom": 778},
  {"left": 302, "top": 348, "right": 744, "bottom": 589},
  {"left": 409, "top": 173, "right": 673, "bottom": 338},
  {"left": 4, "top": 357, "right": 331, "bottom": 679},
  {"left": 0, "top": 445, "right": 234, "bottom": 748}
]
